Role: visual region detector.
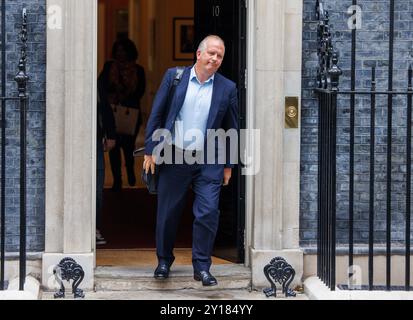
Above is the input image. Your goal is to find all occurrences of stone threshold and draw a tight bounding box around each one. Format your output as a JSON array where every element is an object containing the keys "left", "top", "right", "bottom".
[{"left": 94, "top": 264, "right": 252, "bottom": 291}]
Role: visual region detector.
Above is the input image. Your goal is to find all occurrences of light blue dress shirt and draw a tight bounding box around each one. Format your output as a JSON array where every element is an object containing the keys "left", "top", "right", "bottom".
[{"left": 172, "top": 66, "right": 214, "bottom": 150}]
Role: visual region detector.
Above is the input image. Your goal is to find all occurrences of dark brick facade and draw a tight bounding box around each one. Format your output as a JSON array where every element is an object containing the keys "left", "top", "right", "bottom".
[
  {"left": 3, "top": 0, "right": 412, "bottom": 253},
  {"left": 301, "top": 0, "right": 413, "bottom": 246},
  {"left": 1, "top": 1, "right": 46, "bottom": 252}
]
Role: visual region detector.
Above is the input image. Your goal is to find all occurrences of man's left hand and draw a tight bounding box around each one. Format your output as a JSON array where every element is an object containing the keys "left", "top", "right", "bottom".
[{"left": 223, "top": 168, "right": 232, "bottom": 186}]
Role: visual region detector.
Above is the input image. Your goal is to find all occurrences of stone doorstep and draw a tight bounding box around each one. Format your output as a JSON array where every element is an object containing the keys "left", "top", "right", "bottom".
[
  {"left": 40, "top": 264, "right": 310, "bottom": 299},
  {"left": 94, "top": 264, "right": 252, "bottom": 291},
  {"left": 304, "top": 276, "right": 413, "bottom": 300}
]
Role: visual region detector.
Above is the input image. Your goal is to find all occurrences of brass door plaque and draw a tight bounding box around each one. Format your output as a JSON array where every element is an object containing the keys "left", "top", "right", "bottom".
[{"left": 285, "top": 96, "right": 299, "bottom": 129}]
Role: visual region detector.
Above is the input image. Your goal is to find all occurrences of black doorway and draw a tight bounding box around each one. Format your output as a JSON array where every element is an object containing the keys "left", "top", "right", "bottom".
[
  {"left": 195, "top": 0, "right": 247, "bottom": 263},
  {"left": 97, "top": 0, "right": 247, "bottom": 264}
]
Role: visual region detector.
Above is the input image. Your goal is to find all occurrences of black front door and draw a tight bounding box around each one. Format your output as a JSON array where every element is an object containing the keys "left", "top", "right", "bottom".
[{"left": 194, "top": 0, "right": 247, "bottom": 263}]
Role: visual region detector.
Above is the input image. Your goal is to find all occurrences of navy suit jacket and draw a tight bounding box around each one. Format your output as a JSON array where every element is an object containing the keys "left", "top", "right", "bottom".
[{"left": 145, "top": 66, "right": 239, "bottom": 169}]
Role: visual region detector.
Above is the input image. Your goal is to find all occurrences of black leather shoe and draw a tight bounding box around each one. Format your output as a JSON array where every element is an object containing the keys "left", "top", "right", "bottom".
[
  {"left": 154, "top": 263, "right": 171, "bottom": 279},
  {"left": 194, "top": 270, "right": 218, "bottom": 286}
]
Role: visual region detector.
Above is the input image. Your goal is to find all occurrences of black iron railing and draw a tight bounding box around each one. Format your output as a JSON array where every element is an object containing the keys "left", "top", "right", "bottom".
[
  {"left": 315, "top": 0, "right": 412, "bottom": 291},
  {"left": 0, "top": 5, "right": 29, "bottom": 291},
  {"left": 315, "top": 0, "right": 341, "bottom": 291}
]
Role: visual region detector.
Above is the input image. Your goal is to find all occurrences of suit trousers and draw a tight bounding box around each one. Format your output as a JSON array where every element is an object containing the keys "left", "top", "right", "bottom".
[{"left": 156, "top": 161, "right": 223, "bottom": 272}]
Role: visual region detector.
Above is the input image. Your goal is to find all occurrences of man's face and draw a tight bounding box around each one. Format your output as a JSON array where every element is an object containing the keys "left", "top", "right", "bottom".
[{"left": 196, "top": 39, "right": 225, "bottom": 75}]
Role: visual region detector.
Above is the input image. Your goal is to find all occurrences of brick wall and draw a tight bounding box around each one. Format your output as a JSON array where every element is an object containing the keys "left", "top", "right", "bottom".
[
  {"left": 301, "top": 0, "right": 413, "bottom": 246},
  {"left": 1, "top": 1, "right": 46, "bottom": 252},
  {"left": 3, "top": 0, "right": 412, "bottom": 252}
]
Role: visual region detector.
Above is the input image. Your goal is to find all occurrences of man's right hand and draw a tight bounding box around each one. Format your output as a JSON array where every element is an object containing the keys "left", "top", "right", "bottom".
[{"left": 143, "top": 155, "right": 157, "bottom": 174}]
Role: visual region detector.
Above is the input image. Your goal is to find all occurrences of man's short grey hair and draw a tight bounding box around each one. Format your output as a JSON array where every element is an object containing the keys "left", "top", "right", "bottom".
[{"left": 197, "top": 35, "right": 225, "bottom": 53}]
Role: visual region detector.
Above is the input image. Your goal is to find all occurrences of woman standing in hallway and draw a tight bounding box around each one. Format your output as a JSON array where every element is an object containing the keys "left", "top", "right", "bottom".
[{"left": 98, "top": 38, "right": 146, "bottom": 191}]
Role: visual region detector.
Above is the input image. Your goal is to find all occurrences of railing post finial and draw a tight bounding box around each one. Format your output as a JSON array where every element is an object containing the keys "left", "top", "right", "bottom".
[
  {"left": 329, "top": 51, "right": 342, "bottom": 91},
  {"left": 14, "top": 8, "right": 28, "bottom": 98}
]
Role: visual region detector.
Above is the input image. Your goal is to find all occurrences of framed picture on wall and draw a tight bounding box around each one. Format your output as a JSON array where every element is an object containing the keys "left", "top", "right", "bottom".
[{"left": 173, "top": 17, "right": 195, "bottom": 61}]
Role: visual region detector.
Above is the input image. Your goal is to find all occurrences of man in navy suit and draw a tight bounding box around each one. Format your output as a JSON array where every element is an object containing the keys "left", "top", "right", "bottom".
[{"left": 144, "top": 35, "right": 238, "bottom": 286}]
